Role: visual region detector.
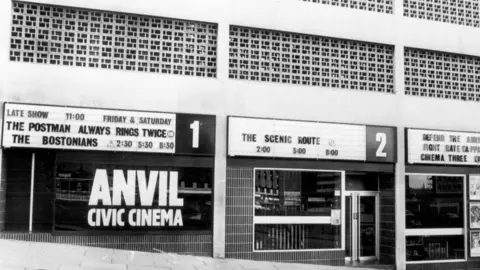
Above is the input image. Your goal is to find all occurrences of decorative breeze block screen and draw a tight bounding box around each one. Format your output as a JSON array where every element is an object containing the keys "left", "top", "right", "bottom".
[
  {"left": 301, "top": 0, "right": 393, "bottom": 14},
  {"left": 405, "top": 48, "right": 480, "bottom": 101},
  {"left": 404, "top": 0, "right": 480, "bottom": 28},
  {"left": 229, "top": 26, "right": 395, "bottom": 93},
  {"left": 10, "top": 2, "right": 218, "bottom": 77}
]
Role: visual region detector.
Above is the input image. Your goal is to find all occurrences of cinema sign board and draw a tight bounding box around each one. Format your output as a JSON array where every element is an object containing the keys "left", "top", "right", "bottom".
[
  {"left": 2, "top": 103, "right": 215, "bottom": 156},
  {"left": 228, "top": 116, "right": 397, "bottom": 163},
  {"left": 407, "top": 128, "right": 480, "bottom": 165},
  {"left": 87, "top": 169, "right": 184, "bottom": 229}
]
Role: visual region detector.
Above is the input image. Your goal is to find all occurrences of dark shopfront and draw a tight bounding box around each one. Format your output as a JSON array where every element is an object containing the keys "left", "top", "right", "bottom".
[
  {"left": 224, "top": 116, "right": 397, "bottom": 266},
  {"left": 0, "top": 103, "right": 216, "bottom": 256},
  {"left": 405, "top": 128, "right": 480, "bottom": 270}
]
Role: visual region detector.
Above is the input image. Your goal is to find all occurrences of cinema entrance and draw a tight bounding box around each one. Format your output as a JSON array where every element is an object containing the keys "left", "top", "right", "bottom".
[
  {"left": 345, "top": 191, "right": 379, "bottom": 262},
  {"left": 224, "top": 116, "right": 397, "bottom": 267},
  {"left": 0, "top": 103, "right": 216, "bottom": 256}
]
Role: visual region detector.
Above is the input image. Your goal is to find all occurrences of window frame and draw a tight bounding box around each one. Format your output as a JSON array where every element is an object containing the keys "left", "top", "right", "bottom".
[
  {"left": 252, "top": 167, "right": 345, "bottom": 252},
  {"left": 53, "top": 162, "right": 214, "bottom": 234},
  {"left": 405, "top": 173, "right": 468, "bottom": 264}
]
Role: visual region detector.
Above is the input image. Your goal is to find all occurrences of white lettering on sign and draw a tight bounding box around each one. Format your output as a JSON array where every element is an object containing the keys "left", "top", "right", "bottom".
[
  {"left": 228, "top": 117, "right": 366, "bottom": 160},
  {"left": 88, "top": 169, "right": 183, "bottom": 227},
  {"left": 408, "top": 129, "right": 480, "bottom": 165},
  {"left": 190, "top": 120, "right": 199, "bottom": 148},
  {"left": 2, "top": 103, "right": 176, "bottom": 153},
  {"left": 376, "top": 133, "right": 387, "bottom": 157}
]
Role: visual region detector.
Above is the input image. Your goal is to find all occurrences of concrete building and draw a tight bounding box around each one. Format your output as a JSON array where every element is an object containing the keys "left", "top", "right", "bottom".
[{"left": 1, "top": 0, "right": 480, "bottom": 269}]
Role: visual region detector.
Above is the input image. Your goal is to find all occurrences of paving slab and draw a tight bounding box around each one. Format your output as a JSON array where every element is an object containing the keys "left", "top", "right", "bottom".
[
  {"left": 164, "top": 259, "right": 199, "bottom": 270},
  {"left": 0, "top": 239, "right": 386, "bottom": 270},
  {"left": 112, "top": 251, "right": 155, "bottom": 266},
  {"left": 201, "top": 259, "right": 242, "bottom": 270},
  {"left": 28, "top": 257, "right": 63, "bottom": 270},
  {"left": 239, "top": 260, "right": 281, "bottom": 270},
  {"left": 0, "top": 266, "right": 25, "bottom": 270},
  {"left": 81, "top": 260, "right": 127, "bottom": 270},
  {"left": 59, "top": 266, "right": 104, "bottom": 270},
  {"left": 128, "top": 266, "right": 172, "bottom": 270},
  {"left": 152, "top": 254, "right": 169, "bottom": 266},
  {"left": 83, "top": 248, "right": 116, "bottom": 264},
  {"left": 39, "top": 243, "right": 87, "bottom": 259},
  {"left": 1, "top": 257, "right": 33, "bottom": 269}
]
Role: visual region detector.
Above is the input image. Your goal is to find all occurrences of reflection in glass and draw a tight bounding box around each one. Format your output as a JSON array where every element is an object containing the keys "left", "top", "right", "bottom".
[
  {"left": 405, "top": 175, "right": 463, "bottom": 229},
  {"left": 360, "top": 196, "right": 376, "bottom": 257},
  {"left": 254, "top": 223, "right": 341, "bottom": 250},
  {"left": 406, "top": 235, "right": 464, "bottom": 261},
  {"left": 255, "top": 170, "right": 342, "bottom": 216},
  {"left": 254, "top": 170, "right": 342, "bottom": 251},
  {"left": 55, "top": 163, "right": 213, "bottom": 232},
  {"left": 345, "top": 196, "right": 352, "bottom": 257}
]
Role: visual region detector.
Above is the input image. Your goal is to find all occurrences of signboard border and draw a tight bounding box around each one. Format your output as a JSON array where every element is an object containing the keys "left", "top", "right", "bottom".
[
  {"left": 405, "top": 127, "right": 480, "bottom": 167},
  {"left": 2, "top": 102, "right": 216, "bottom": 156},
  {"left": 227, "top": 115, "right": 397, "bottom": 163}
]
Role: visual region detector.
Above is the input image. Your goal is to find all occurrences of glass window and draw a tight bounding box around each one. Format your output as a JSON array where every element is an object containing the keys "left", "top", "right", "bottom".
[
  {"left": 54, "top": 163, "right": 212, "bottom": 233},
  {"left": 254, "top": 169, "right": 342, "bottom": 251},
  {"left": 406, "top": 235, "right": 464, "bottom": 261},
  {"left": 405, "top": 174, "right": 466, "bottom": 262},
  {"left": 254, "top": 223, "right": 341, "bottom": 250},
  {"left": 255, "top": 170, "right": 341, "bottom": 217},
  {"left": 406, "top": 175, "right": 464, "bottom": 229}
]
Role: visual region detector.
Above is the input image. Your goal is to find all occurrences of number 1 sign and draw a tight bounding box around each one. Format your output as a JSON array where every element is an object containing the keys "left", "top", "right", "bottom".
[
  {"left": 175, "top": 114, "right": 216, "bottom": 156},
  {"left": 2, "top": 103, "right": 216, "bottom": 156}
]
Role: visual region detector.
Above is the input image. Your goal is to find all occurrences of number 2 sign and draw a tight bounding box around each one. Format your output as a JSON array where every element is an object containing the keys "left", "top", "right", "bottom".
[{"left": 366, "top": 126, "right": 396, "bottom": 163}]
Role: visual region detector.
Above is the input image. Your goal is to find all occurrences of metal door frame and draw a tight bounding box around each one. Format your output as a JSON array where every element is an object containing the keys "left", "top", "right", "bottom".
[{"left": 345, "top": 191, "right": 379, "bottom": 262}]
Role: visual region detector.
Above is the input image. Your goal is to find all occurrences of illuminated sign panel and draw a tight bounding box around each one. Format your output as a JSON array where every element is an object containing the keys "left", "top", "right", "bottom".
[
  {"left": 228, "top": 117, "right": 396, "bottom": 163},
  {"left": 2, "top": 103, "right": 215, "bottom": 155},
  {"left": 408, "top": 128, "right": 480, "bottom": 165}
]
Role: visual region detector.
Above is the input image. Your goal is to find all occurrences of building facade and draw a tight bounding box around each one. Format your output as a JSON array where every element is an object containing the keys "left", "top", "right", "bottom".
[{"left": 1, "top": 0, "right": 480, "bottom": 269}]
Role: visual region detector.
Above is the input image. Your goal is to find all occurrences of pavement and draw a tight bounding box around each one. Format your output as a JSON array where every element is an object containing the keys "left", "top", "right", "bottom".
[{"left": 0, "top": 239, "right": 383, "bottom": 270}]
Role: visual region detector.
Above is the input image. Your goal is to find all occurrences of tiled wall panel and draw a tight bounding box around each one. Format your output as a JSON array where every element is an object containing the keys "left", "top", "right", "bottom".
[
  {"left": 225, "top": 167, "right": 345, "bottom": 266},
  {"left": 10, "top": 1, "right": 217, "bottom": 77},
  {"left": 0, "top": 233, "right": 212, "bottom": 256},
  {"left": 379, "top": 173, "right": 396, "bottom": 264},
  {"left": 406, "top": 261, "right": 466, "bottom": 270},
  {"left": 229, "top": 26, "right": 395, "bottom": 93},
  {"left": 0, "top": 151, "right": 6, "bottom": 232},
  {"left": 5, "top": 150, "right": 31, "bottom": 232}
]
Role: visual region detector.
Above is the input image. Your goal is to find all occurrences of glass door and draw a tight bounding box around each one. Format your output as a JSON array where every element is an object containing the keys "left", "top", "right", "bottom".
[{"left": 345, "top": 191, "right": 379, "bottom": 262}]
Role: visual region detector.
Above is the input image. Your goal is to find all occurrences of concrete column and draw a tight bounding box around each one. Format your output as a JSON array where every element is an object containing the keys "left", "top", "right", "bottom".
[
  {"left": 393, "top": 0, "right": 406, "bottom": 264},
  {"left": 0, "top": 0, "right": 11, "bottom": 232},
  {"left": 0, "top": 148, "right": 5, "bottom": 232},
  {"left": 212, "top": 6, "right": 229, "bottom": 258},
  {"left": 213, "top": 115, "right": 227, "bottom": 258},
  {"left": 395, "top": 125, "right": 406, "bottom": 270},
  {"left": 0, "top": 104, "right": 5, "bottom": 231}
]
